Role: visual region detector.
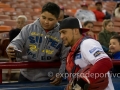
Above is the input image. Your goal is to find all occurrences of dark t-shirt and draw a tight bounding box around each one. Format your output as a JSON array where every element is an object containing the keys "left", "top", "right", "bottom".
[{"left": 9, "top": 28, "right": 21, "bottom": 42}]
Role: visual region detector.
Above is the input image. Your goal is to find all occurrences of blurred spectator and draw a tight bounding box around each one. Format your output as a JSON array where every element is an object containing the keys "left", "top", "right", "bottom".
[
  {"left": 6, "top": 2, "right": 69, "bottom": 83},
  {"left": 98, "top": 19, "right": 118, "bottom": 53},
  {"left": 93, "top": 1, "right": 111, "bottom": 22},
  {"left": 109, "top": 35, "right": 120, "bottom": 73},
  {"left": 9, "top": 15, "right": 27, "bottom": 42},
  {"left": 109, "top": 35, "right": 120, "bottom": 59},
  {"left": 114, "top": 3, "right": 120, "bottom": 18},
  {"left": 83, "top": 21, "right": 96, "bottom": 39},
  {"left": 75, "top": 2, "right": 96, "bottom": 22},
  {"left": 8, "top": 15, "right": 27, "bottom": 82},
  {"left": 58, "top": 6, "right": 69, "bottom": 23},
  {"left": 58, "top": 6, "right": 64, "bottom": 22}
]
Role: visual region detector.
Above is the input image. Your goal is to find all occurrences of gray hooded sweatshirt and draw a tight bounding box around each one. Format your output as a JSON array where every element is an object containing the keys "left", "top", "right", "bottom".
[{"left": 6, "top": 18, "right": 69, "bottom": 81}]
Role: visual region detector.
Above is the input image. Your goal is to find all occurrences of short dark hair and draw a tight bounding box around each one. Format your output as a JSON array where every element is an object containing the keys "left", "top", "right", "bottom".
[
  {"left": 95, "top": 1, "right": 102, "bottom": 6},
  {"left": 111, "top": 35, "right": 120, "bottom": 43},
  {"left": 116, "top": 3, "right": 120, "bottom": 8},
  {"left": 83, "top": 21, "right": 94, "bottom": 27},
  {"left": 41, "top": 2, "right": 60, "bottom": 19}
]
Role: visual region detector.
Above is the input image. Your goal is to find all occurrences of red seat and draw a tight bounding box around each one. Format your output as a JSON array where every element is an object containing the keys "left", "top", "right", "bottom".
[
  {"left": 113, "top": 17, "right": 120, "bottom": 22},
  {"left": 93, "top": 26, "right": 102, "bottom": 33},
  {"left": 0, "top": 32, "right": 9, "bottom": 39},
  {"left": 66, "top": 9, "right": 77, "bottom": 16},
  {"left": 29, "top": 0, "right": 40, "bottom": 3},
  {"left": 114, "top": 22, "right": 120, "bottom": 27},
  {"left": 0, "top": 2, "right": 10, "bottom": 8},
  {"left": 17, "top": 0, "right": 27, "bottom": 3},
  {"left": 93, "top": 21, "right": 102, "bottom": 27},
  {"left": 25, "top": 15, "right": 32, "bottom": 20},
  {"left": 1, "top": 8, "right": 15, "bottom": 12},
  {"left": 1, "top": 0, "right": 12, "bottom": 2},
  {"left": 11, "top": 11, "right": 24, "bottom": 16},
  {"left": 15, "top": 8, "right": 33, "bottom": 12},
  {"left": 0, "top": 15, "right": 11, "bottom": 20},
  {"left": 34, "top": 8, "right": 42, "bottom": 13},
  {"left": 11, "top": 4, "right": 26, "bottom": 8},
  {"left": 23, "top": 11, "right": 40, "bottom": 16},
  {"left": 27, "top": 20, "right": 34, "bottom": 24},
  {"left": 0, "top": 11, "right": 4, "bottom": 15},
  {"left": 0, "top": 26, "right": 11, "bottom": 32},
  {"left": 114, "top": 27, "right": 120, "bottom": 33},
  {"left": 11, "top": 16, "right": 17, "bottom": 20},
  {"left": 31, "top": 3, "right": 41, "bottom": 9},
  {"left": 1, "top": 20, "right": 16, "bottom": 27}
]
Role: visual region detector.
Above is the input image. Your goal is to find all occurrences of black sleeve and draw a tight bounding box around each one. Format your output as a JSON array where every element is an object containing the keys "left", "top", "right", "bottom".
[
  {"left": 9, "top": 29, "right": 21, "bottom": 42},
  {"left": 9, "top": 30, "right": 14, "bottom": 42}
]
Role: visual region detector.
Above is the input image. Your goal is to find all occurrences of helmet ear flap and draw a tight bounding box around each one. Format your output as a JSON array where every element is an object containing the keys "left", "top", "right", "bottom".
[{"left": 79, "top": 64, "right": 109, "bottom": 90}]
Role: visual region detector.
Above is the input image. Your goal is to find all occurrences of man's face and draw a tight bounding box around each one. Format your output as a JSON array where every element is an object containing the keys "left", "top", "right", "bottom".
[
  {"left": 96, "top": 4, "right": 102, "bottom": 11},
  {"left": 16, "top": 18, "right": 26, "bottom": 29},
  {"left": 40, "top": 11, "right": 58, "bottom": 30},
  {"left": 81, "top": 6, "right": 88, "bottom": 10},
  {"left": 59, "top": 29, "right": 75, "bottom": 47}
]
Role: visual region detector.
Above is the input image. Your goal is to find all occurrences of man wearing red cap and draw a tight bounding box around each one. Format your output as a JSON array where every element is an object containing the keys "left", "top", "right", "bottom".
[
  {"left": 75, "top": 3, "right": 96, "bottom": 22},
  {"left": 59, "top": 17, "right": 114, "bottom": 90}
]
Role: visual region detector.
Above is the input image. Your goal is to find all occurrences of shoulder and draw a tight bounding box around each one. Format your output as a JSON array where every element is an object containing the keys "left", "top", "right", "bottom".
[
  {"left": 75, "top": 9, "right": 82, "bottom": 13},
  {"left": 115, "top": 8, "right": 119, "bottom": 12},
  {"left": 21, "top": 22, "right": 39, "bottom": 33},
  {"left": 88, "top": 10, "right": 94, "bottom": 13},
  {"left": 76, "top": 9, "right": 81, "bottom": 12},
  {"left": 81, "top": 39, "right": 100, "bottom": 48},
  {"left": 92, "top": 10, "right": 97, "bottom": 13},
  {"left": 80, "top": 39, "right": 103, "bottom": 55},
  {"left": 24, "top": 23, "right": 35, "bottom": 29},
  {"left": 24, "top": 19, "right": 40, "bottom": 29},
  {"left": 112, "top": 32, "right": 118, "bottom": 35},
  {"left": 98, "top": 31, "right": 106, "bottom": 39},
  {"left": 99, "top": 30, "right": 105, "bottom": 35}
]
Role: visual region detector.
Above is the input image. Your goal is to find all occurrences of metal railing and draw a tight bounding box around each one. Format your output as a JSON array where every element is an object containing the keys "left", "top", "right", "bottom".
[
  {"left": 0, "top": 61, "right": 61, "bottom": 83},
  {"left": 0, "top": 60, "right": 119, "bottom": 83}
]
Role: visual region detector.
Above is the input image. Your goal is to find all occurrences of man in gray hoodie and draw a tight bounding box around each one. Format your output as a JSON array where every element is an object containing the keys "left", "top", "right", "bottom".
[{"left": 6, "top": 2, "right": 69, "bottom": 84}]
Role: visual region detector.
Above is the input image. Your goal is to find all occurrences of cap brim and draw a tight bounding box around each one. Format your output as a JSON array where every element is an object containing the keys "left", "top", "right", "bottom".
[{"left": 80, "top": 28, "right": 90, "bottom": 33}]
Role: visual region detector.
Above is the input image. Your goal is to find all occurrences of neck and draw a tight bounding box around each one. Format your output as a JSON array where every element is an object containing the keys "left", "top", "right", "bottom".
[
  {"left": 71, "top": 34, "right": 82, "bottom": 47},
  {"left": 97, "top": 9, "right": 102, "bottom": 11}
]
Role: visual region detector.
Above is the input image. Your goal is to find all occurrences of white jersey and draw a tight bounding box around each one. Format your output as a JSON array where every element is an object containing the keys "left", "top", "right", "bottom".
[
  {"left": 74, "top": 39, "right": 114, "bottom": 90},
  {"left": 74, "top": 9, "right": 96, "bottom": 22}
]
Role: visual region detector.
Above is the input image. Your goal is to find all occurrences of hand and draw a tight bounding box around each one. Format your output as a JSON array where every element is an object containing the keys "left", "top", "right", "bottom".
[
  {"left": 76, "top": 78, "right": 89, "bottom": 90},
  {"left": 50, "top": 74, "right": 62, "bottom": 85},
  {"left": 7, "top": 46, "right": 16, "bottom": 59},
  {"left": 73, "top": 84, "right": 82, "bottom": 90},
  {"left": 66, "top": 83, "right": 73, "bottom": 90}
]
